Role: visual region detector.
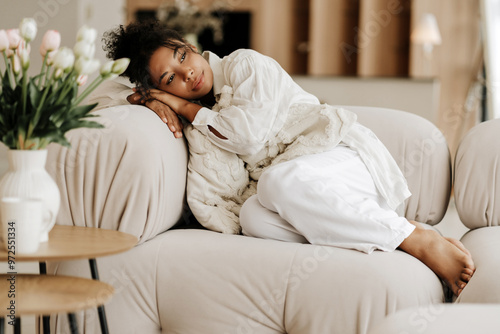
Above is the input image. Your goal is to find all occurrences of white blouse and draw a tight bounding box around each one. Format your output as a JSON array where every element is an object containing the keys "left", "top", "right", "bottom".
[{"left": 192, "top": 49, "right": 319, "bottom": 155}]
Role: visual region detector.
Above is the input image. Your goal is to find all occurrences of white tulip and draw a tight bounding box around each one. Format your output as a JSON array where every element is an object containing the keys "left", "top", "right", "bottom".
[
  {"left": 73, "top": 41, "right": 95, "bottom": 59},
  {"left": 53, "top": 67, "right": 63, "bottom": 79},
  {"left": 111, "top": 58, "right": 130, "bottom": 75},
  {"left": 0, "top": 30, "right": 9, "bottom": 52},
  {"left": 18, "top": 48, "right": 30, "bottom": 70},
  {"left": 100, "top": 60, "right": 114, "bottom": 76},
  {"left": 105, "top": 73, "right": 118, "bottom": 80},
  {"left": 19, "top": 18, "right": 37, "bottom": 43},
  {"left": 76, "top": 25, "right": 97, "bottom": 43},
  {"left": 53, "top": 47, "right": 75, "bottom": 71},
  {"left": 45, "top": 50, "right": 57, "bottom": 66},
  {"left": 75, "top": 57, "right": 100, "bottom": 75}
]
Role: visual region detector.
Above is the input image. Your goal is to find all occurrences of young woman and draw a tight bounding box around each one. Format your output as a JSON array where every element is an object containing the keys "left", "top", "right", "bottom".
[{"left": 103, "top": 20, "right": 474, "bottom": 296}]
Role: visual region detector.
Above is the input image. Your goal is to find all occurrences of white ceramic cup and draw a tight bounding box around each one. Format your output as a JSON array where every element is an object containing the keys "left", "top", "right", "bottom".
[{"left": 1, "top": 197, "right": 43, "bottom": 254}]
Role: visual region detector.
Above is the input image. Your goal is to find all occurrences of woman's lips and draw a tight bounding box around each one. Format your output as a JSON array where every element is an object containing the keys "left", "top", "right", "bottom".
[{"left": 193, "top": 73, "right": 204, "bottom": 91}]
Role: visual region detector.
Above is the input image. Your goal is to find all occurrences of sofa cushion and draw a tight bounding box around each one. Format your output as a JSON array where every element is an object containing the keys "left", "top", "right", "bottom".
[
  {"left": 46, "top": 103, "right": 189, "bottom": 243},
  {"left": 456, "top": 226, "right": 500, "bottom": 303},
  {"left": 50, "top": 229, "right": 444, "bottom": 334},
  {"left": 454, "top": 118, "right": 500, "bottom": 229},
  {"left": 368, "top": 303, "right": 500, "bottom": 334}
]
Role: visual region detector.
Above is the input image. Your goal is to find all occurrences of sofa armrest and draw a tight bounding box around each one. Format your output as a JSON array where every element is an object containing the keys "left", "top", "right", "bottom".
[
  {"left": 454, "top": 118, "right": 500, "bottom": 229},
  {"left": 347, "top": 106, "right": 451, "bottom": 225},
  {"left": 46, "top": 104, "right": 189, "bottom": 243},
  {"left": 453, "top": 119, "right": 500, "bottom": 303}
]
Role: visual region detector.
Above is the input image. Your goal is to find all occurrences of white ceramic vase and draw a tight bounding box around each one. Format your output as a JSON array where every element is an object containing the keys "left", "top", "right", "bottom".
[{"left": 0, "top": 150, "right": 60, "bottom": 242}]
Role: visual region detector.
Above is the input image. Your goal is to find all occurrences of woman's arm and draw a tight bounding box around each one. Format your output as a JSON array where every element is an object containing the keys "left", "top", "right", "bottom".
[
  {"left": 140, "top": 88, "right": 201, "bottom": 122},
  {"left": 127, "top": 91, "right": 184, "bottom": 138},
  {"left": 128, "top": 89, "right": 227, "bottom": 139}
]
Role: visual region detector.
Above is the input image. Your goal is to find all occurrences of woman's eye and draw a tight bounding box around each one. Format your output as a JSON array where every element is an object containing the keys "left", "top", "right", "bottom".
[
  {"left": 181, "top": 52, "right": 186, "bottom": 62},
  {"left": 167, "top": 74, "right": 174, "bottom": 84}
]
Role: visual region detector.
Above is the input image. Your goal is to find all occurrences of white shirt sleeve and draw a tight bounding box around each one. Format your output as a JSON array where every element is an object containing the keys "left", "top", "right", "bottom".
[{"left": 192, "top": 51, "right": 289, "bottom": 155}]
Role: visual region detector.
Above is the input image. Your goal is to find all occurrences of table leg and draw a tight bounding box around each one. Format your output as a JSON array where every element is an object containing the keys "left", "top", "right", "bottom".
[
  {"left": 39, "top": 262, "right": 47, "bottom": 275},
  {"left": 39, "top": 262, "right": 51, "bottom": 334},
  {"left": 14, "top": 318, "right": 20, "bottom": 334},
  {"left": 0, "top": 317, "right": 4, "bottom": 334},
  {"left": 88, "top": 259, "right": 110, "bottom": 334},
  {"left": 67, "top": 313, "right": 79, "bottom": 334}
]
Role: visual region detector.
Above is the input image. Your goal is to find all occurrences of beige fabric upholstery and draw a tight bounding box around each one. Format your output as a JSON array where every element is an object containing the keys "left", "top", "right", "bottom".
[
  {"left": 46, "top": 80, "right": 454, "bottom": 334},
  {"left": 456, "top": 227, "right": 500, "bottom": 303},
  {"left": 453, "top": 119, "right": 500, "bottom": 304},
  {"left": 46, "top": 104, "right": 188, "bottom": 244},
  {"left": 454, "top": 118, "right": 500, "bottom": 229},
  {"left": 50, "top": 229, "right": 444, "bottom": 334},
  {"left": 368, "top": 304, "right": 500, "bottom": 334}
]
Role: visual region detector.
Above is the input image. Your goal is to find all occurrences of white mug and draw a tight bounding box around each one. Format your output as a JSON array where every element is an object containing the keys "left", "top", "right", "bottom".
[{"left": 1, "top": 197, "right": 43, "bottom": 254}]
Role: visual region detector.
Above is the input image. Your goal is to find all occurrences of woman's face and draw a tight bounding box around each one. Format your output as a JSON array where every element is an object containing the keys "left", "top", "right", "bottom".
[{"left": 149, "top": 45, "right": 214, "bottom": 100}]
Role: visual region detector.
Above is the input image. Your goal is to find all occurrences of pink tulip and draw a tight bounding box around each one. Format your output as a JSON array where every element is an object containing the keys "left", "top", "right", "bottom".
[
  {"left": 0, "top": 30, "right": 8, "bottom": 52},
  {"left": 16, "top": 40, "right": 31, "bottom": 57},
  {"left": 39, "top": 30, "right": 61, "bottom": 56},
  {"left": 76, "top": 74, "right": 88, "bottom": 86},
  {"left": 6, "top": 29, "right": 21, "bottom": 50}
]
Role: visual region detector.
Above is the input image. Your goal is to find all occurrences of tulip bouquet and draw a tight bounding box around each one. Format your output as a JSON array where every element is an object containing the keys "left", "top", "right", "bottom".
[{"left": 0, "top": 18, "right": 130, "bottom": 150}]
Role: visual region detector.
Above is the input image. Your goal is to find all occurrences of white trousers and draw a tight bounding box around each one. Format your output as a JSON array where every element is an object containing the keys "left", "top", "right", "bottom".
[{"left": 239, "top": 144, "right": 415, "bottom": 254}]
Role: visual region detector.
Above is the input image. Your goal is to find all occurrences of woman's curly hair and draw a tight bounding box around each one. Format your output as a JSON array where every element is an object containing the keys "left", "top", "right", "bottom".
[{"left": 103, "top": 20, "right": 189, "bottom": 90}]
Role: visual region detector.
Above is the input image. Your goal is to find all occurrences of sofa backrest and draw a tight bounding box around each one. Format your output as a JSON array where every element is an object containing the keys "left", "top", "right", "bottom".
[
  {"left": 454, "top": 118, "right": 500, "bottom": 229},
  {"left": 348, "top": 106, "right": 451, "bottom": 225}
]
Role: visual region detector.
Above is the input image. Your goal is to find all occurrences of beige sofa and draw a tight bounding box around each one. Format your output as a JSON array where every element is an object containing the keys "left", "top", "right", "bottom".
[
  {"left": 367, "top": 118, "right": 500, "bottom": 333},
  {"left": 45, "top": 80, "right": 456, "bottom": 334}
]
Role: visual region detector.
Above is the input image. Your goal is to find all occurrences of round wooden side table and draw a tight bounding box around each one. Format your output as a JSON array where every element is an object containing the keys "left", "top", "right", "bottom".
[
  {"left": 0, "top": 225, "right": 138, "bottom": 334},
  {"left": 0, "top": 274, "right": 113, "bottom": 334}
]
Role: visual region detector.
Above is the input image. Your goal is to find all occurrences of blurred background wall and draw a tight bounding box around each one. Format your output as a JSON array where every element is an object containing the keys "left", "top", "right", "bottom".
[{"left": 0, "top": 0, "right": 485, "bottom": 155}]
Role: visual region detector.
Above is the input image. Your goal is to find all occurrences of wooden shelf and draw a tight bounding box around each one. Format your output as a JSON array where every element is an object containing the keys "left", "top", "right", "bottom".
[{"left": 0, "top": 274, "right": 113, "bottom": 316}]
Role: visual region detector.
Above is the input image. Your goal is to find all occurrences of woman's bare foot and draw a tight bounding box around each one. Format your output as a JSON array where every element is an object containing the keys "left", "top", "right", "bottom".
[{"left": 398, "top": 221, "right": 475, "bottom": 296}]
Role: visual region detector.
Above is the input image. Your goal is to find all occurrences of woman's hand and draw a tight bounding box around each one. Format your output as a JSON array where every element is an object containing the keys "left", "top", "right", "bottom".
[
  {"left": 127, "top": 90, "right": 184, "bottom": 139},
  {"left": 143, "top": 88, "right": 202, "bottom": 123}
]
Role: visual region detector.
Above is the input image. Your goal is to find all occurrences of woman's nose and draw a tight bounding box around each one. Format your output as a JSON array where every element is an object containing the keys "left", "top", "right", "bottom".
[{"left": 184, "top": 67, "right": 194, "bottom": 81}]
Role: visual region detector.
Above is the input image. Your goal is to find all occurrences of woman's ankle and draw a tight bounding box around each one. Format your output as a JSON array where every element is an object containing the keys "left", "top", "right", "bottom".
[{"left": 398, "top": 227, "right": 435, "bottom": 259}]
